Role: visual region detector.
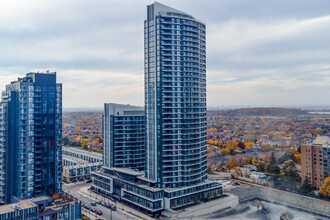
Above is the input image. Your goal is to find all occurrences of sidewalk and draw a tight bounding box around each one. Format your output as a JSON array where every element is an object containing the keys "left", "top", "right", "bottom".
[
  {"left": 82, "top": 209, "right": 105, "bottom": 220},
  {"left": 78, "top": 186, "right": 154, "bottom": 220}
]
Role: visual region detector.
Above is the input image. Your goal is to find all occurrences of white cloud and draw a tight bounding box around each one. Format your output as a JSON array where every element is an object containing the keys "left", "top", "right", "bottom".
[{"left": 0, "top": 0, "right": 329, "bottom": 107}]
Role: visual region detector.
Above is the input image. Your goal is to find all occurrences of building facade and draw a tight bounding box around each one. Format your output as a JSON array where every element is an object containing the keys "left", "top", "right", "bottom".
[
  {"left": 62, "top": 147, "right": 102, "bottom": 163},
  {"left": 301, "top": 136, "right": 330, "bottom": 190},
  {"left": 92, "top": 3, "right": 222, "bottom": 216},
  {"left": 144, "top": 2, "right": 207, "bottom": 188},
  {"left": 0, "top": 72, "right": 62, "bottom": 205},
  {"left": 63, "top": 162, "right": 101, "bottom": 183},
  {"left": 103, "top": 103, "right": 145, "bottom": 170},
  {"left": 0, "top": 193, "right": 81, "bottom": 220}
]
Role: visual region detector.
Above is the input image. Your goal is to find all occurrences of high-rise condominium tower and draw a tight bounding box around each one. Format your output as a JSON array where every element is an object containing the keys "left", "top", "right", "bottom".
[
  {"left": 0, "top": 72, "right": 62, "bottom": 204},
  {"left": 92, "top": 3, "right": 221, "bottom": 215},
  {"left": 145, "top": 2, "right": 207, "bottom": 188}
]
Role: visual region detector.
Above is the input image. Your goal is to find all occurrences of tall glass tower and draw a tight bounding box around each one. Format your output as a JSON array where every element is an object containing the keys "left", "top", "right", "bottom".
[
  {"left": 0, "top": 72, "right": 62, "bottom": 204},
  {"left": 145, "top": 2, "right": 207, "bottom": 188}
]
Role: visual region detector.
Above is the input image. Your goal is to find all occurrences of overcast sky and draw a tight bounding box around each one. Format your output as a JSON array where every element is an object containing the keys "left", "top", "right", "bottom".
[{"left": 1, "top": 0, "right": 329, "bottom": 108}]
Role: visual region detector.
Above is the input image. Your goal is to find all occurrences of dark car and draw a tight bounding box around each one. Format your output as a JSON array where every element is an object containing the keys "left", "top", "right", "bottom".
[
  {"left": 86, "top": 179, "right": 92, "bottom": 183},
  {"left": 91, "top": 202, "right": 96, "bottom": 206},
  {"left": 233, "top": 182, "right": 241, "bottom": 186},
  {"left": 98, "top": 210, "right": 103, "bottom": 215},
  {"left": 250, "top": 169, "right": 256, "bottom": 172},
  {"left": 91, "top": 208, "right": 96, "bottom": 212},
  {"left": 111, "top": 205, "right": 116, "bottom": 211},
  {"left": 97, "top": 201, "right": 102, "bottom": 205}
]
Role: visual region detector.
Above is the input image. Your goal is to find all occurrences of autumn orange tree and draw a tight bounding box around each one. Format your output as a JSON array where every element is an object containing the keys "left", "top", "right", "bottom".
[
  {"left": 225, "top": 158, "right": 239, "bottom": 170},
  {"left": 262, "top": 155, "right": 270, "bottom": 163},
  {"left": 319, "top": 177, "right": 330, "bottom": 198},
  {"left": 207, "top": 128, "right": 218, "bottom": 132},
  {"left": 206, "top": 140, "right": 222, "bottom": 147},
  {"left": 244, "top": 141, "right": 253, "bottom": 149},
  {"left": 252, "top": 157, "right": 258, "bottom": 165},
  {"left": 242, "top": 158, "right": 250, "bottom": 167}
]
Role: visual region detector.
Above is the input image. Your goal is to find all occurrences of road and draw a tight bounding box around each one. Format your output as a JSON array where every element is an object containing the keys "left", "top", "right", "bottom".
[{"left": 63, "top": 182, "right": 139, "bottom": 220}]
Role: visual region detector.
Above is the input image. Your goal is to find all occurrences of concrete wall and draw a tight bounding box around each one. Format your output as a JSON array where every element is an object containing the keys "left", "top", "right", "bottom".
[
  {"left": 173, "top": 194, "right": 239, "bottom": 219},
  {"left": 229, "top": 185, "right": 330, "bottom": 217}
]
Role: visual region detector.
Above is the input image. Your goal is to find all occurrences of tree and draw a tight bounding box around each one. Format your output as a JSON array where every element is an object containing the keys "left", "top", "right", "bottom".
[
  {"left": 63, "top": 136, "right": 69, "bottom": 146},
  {"left": 319, "top": 177, "right": 330, "bottom": 198},
  {"left": 234, "top": 168, "right": 242, "bottom": 177},
  {"left": 294, "top": 153, "right": 301, "bottom": 164},
  {"left": 301, "top": 176, "right": 313, "bottom": 194},
  {"left": 92, "top": 134, "right": 101, "bottom": 140},
  {"left": 81, "top": 138, "right": 90, "bottom": 150},
  {"left": 283, "top": 159, "right": 297, "bottom": 177},
  {"left": 268, "top": 164, "right": 280, "bottom": 174},
  {"left": 252, "top": 157, "right": 258, "bottom": 165},
  {"left": 289, "top": 152, "right": 297, "bottom": 163},
  {"left": 242, "top": 158, "right": 250, "bottom": 167},
  {"left": 244, "top": 141, "right": 253, "bottom": 149},
  {"left": 261, "top": 144, "right": 275, "bottom": 152},
  {"left": 270, "top": 152, "right": 276, "bottom": 165},
  {"left": 225, "top": 158, "right": 239, "bottom": 170},
  {"left": 238, "top": 142, "right": 245, "bottom": 149},
  {"left": 256, "top": 162, "right": 266, "bottom": 172},
  {"left": 207, "top": 128, "right": 218, "bottom": 132},
  {"left": 262, "top": 155, "right": 270, "bottom": 163},
  {"left": 297, "top": 146, "right": 301, "bottom": 153},
  {"left": 92, "top": 139, "right": 100, "bottom": 144}
]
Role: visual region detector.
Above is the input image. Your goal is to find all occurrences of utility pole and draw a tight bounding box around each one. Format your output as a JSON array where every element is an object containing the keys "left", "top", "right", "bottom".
[{"left": 110, "top": 207, "right": 112, "bottom": 220}]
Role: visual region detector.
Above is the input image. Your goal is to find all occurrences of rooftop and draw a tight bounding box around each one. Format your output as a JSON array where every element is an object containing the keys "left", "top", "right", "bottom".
[
  {"left": 63, "top": 155, "right": 89, "bottom": 164},
  {"left": 313, "top": 136, "right": 330, "bottom": 146},
  {"left": 63, "top": 147, "right": 102, "bottom": 159},
  {"left": 0, "top": 199, "right": 38, "bottom": 214},
  {"left": 63, "top": 162, "right": 102, "bottom": 169}
]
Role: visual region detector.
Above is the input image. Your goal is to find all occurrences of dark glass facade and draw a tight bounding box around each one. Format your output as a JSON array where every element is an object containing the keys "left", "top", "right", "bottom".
[
  {"left": 0, "top": 72, "right": 62, "bottom": 204},
  {"left": 145, "top": 2, "right": 207, "bottom": 188}
]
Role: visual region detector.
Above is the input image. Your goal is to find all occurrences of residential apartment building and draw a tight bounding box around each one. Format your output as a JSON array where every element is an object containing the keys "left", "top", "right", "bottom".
[
  {"left": 62, "top": 147, "right": 102, "bottom": 163},
  {"left": 62, "top": 155, "right": 89, "bottom": 167},
  {"left": 0, "top": 72, "right": 62, "bottom": 205},
  {"left": 63, "top": 162, "right": 101, "bottom": 183},
  {"left": 0, "top": 193, "right": 81, "bottom": 220},
  {"left": 301, "top": 136, "right": 330, "bottom": 190},
  {"left": 103, "top": 103, "right": 145, "bottom": 170},
  {"left": 144, "top": 2, "right": 207, "bottom": 188},
  {"left": 92, "top": 3, "right": 222, "bottom": 216}
]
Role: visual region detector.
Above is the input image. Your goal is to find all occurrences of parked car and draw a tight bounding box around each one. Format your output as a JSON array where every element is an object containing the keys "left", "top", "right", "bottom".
[
  {"left": 250, "top": 168, "right": 256, "bottom": 172},
  {"left": 98, "top": 210, "right": 103, "bottom": 215},
  {"left": 86, "top": 179, "right": 92, "bottom": 183},
  {"left": 232, "top": 182, "right": 241, "bottom": 186},
  {"left": 90, "top": 202, "right": 96, "bottom": 206},
  {"left": 91, "top": 208, "right": 96, "bottom": 212},
  {"left": 111, "top": 205, "right": 116, "bottom": 211},
  {"left": 97, "top": 201, "right": 102, "bottom": 205}
]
